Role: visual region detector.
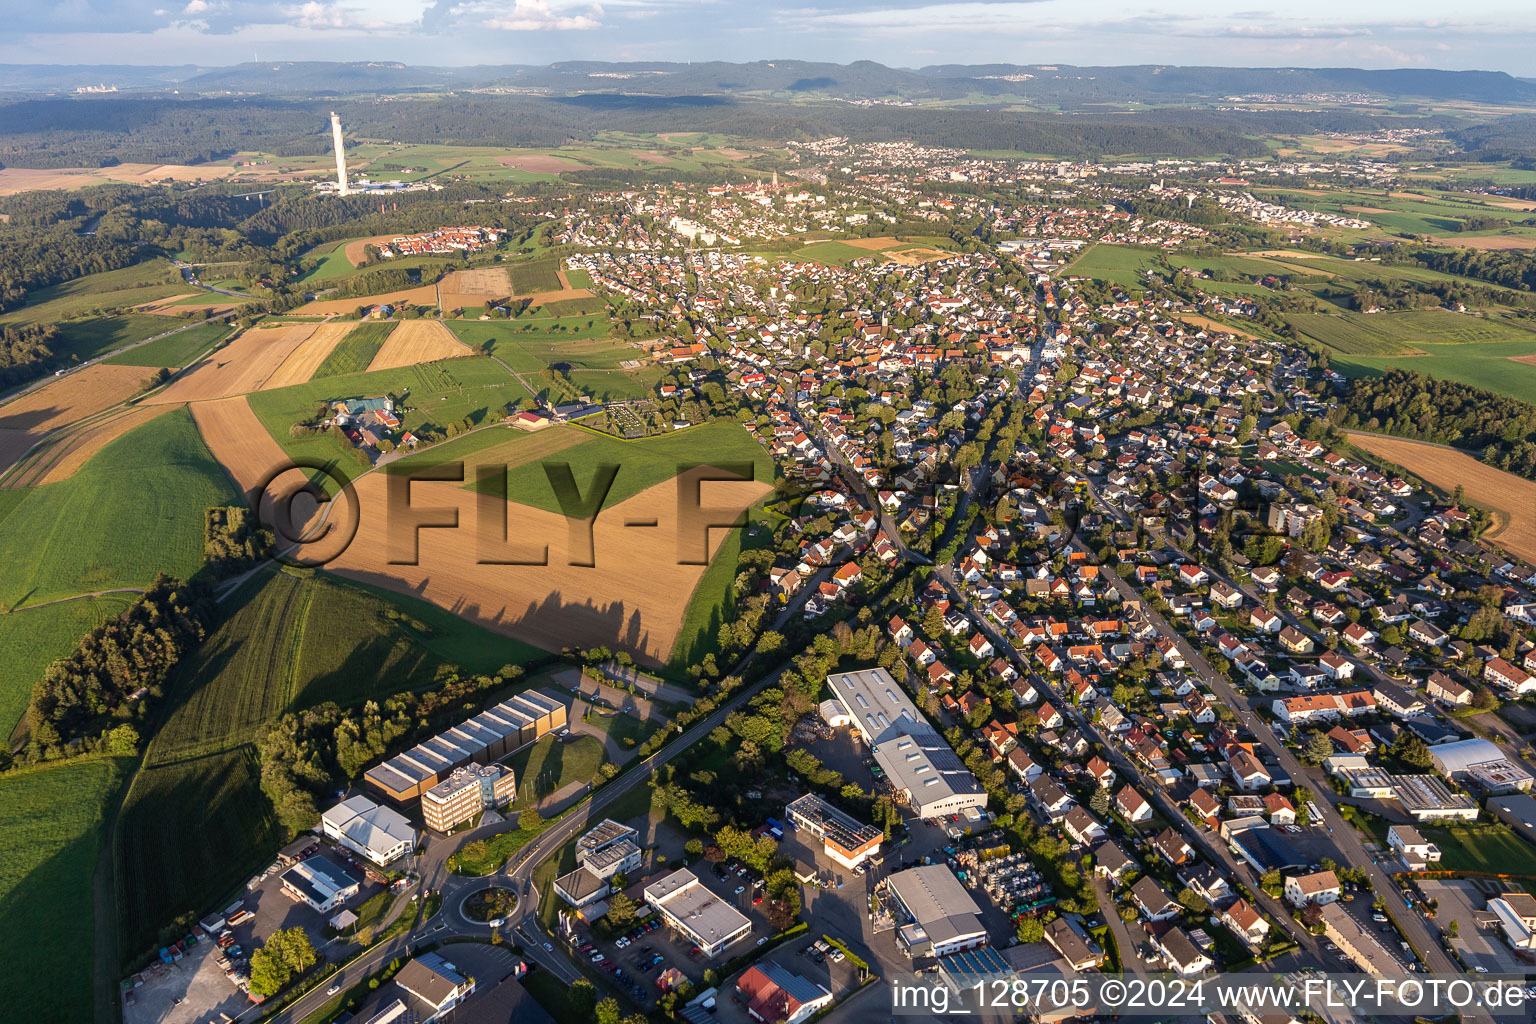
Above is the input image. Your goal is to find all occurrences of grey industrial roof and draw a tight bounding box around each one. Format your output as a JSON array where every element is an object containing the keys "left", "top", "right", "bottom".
[
  {"left": 885, "top": 865, "right": 986, "bottom": 945},
  {"left": 644, "top": 869, "right": 751, "bottom": 945}
]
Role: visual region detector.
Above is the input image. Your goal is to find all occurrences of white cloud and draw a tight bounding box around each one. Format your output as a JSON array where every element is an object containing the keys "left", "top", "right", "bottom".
[
  {"left": 183, "top": 0, "right": 211, "bottom": 12},
  {"left": 482, "top": 0, "right": 602, "bottom": 30}
]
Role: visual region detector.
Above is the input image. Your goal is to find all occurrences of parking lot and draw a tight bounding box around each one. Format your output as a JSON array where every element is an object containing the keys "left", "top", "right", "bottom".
[
  {"left": 122, "top": 838, "right": 388, "bottom": 1024},
  {"left": 1420, "top": 879, "right": 1532, "bottom": 975},
  {"left": 565, "top": 861, "right": 775, "bottom": 1010}
]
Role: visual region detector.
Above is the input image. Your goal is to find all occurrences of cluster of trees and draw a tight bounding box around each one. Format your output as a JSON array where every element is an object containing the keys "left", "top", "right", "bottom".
[
  {"left": 1412, "top": 247, "right": 1536, "bottom": 292},
  {"left": 0, "top": 322, "right": 58, "bottom": 386},
  {"left": 247, "top": 927, "right": 317, "bottom": 998},
  {"left": 1340, "top": 368, "right": 1536, "bottom": 479},
  {"left": 203, "top": 506, "right": 274, "bottom": 577},
  {"left": 25, "top": 574, "right": 208, "bottom": 758},
  {"left": 256, "top": 666, "right": 521, "bottom": 836}
]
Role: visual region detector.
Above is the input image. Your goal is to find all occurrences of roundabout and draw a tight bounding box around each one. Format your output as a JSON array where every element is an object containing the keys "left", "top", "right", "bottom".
[{"left": 460, "top": 886, "right": 518, "bottom": 927}]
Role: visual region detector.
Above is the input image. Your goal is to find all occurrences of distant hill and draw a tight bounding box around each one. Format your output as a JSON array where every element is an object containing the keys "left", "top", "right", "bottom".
[{"left": 0, "top": 60, "right": 1531, "bottom": 107}]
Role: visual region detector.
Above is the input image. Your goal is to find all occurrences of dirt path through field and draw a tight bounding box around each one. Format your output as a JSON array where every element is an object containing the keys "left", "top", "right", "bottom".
[
  {"left": 0, "top": 364, "right": 161, "bottom": 472},
  {"left": 11, "top": 405, "right": 176, "bottom": 487},
  {"left": 1346, "top": 430, "right": 1536, "bottom": 564},
  {"left": 365, "top": 320, "right": 473, "bottom": 371}
]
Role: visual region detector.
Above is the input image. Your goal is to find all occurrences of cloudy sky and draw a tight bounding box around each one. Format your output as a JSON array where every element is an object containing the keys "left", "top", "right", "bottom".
[{"left": 6, "top": 0, "right": 1534, "bottom": 74}]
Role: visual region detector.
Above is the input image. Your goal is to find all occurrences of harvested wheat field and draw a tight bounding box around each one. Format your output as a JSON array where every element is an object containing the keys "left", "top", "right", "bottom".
[
  {"left": 1438, "top": 234, "right": 1536, "bottom": 250},
  {"left": 843, "top": 237, "right": 905, "bottom": 251},
  {"left": 190, "top": 396, "right": 298, "bottom": 505},
  {"left": 522, "top": 287, "right": 595, "bottom": 308},
  {"left": 3, "top": 405, "right": 174, "bottom": 487},
  {"left": 262, "top": 324, "right": 356, "bottom": 390},
  {"left": 631, "top": 151, "right": 672, "bottom": 164},
  {"left": 441, "top": 268, "right": 511, "bottom": 296},
  {"left": 146, "top": 325, "right": 316, "bottom": 404},
  {"left": 311, "top": 467, "right": 770, "bottom": 664},
  {"left": 135, "top": 295, "right": 246, "bottom": 316},
  {"left": 880, "top": 246, "right": 952, "bottom": 266},
  {"left": 295, "top": 284, "right": 442, "bottom": 316},
  {"left": 1180, "top": 315, "right": 1267, "bottom": 341},
  {"left": 366, "top": 320, "right": 473, "bottom": 371},
  {"left": 496, "top": 155, "right": 584, "bottom": 173},
  {"left": 1347, "top": 431, "right": 1536, "bottom": 564},
  {"left": 0, "top": 364, "right": 159, "bottom": 473}
]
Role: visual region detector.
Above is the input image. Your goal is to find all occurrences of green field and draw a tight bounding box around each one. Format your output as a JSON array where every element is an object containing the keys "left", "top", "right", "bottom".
[
  {"left": 446, "top": 315, "right": 649, "bottom": 401},
  {"left": 298, "top": 239, "right": 356, "bottom": 283},
  {"left": 115, "top": 749, "right": 279, "bottom": 962},
  {"left": 104, "top": 320, "right": 232, "bottom": 368},
  {"left": 1288, "top": 308, "right": 1536, "bottom": 356},
  {"left": 0, "top": 756, "right": 131, "bottom": 1024},
  {"left": 786, "top": 240, "right": 876, "bottom": 267},
  {"left": 0, "top": 594, "right": 138, "bottom": 738},
  {"left": 509, "top": 258, "right": 561, "bottom": 295},
  {"left": 1257, "top": 187, "right": 1536, "bottom": 239},
  {"left": 1069, "top": 243, "right": 1165, "bottom": 287},
  {"left": 246, "top": 356, "right": 535, "bottom": 480},
  {"left": 311, "top": 321, "right": 397, "bottom": 379},
  {"left": 148, "top": 568, "right": 545, "bottom": 766},
  {"left": 1331, "top": 339, "right": 1536, "bottom": 405},
  {"left": 670, "top": 503, "right": 772, "bottom": 670},
  {"left": 563, "top": 267, "right": 595, "bottom": 290},
  {"left": 0, "top": 261, "right": 186, "bottom": 328},
  {"left": 1422, "top": 823, "right": 1536, "bottom": 875},
  {"left": 507, "top": 733, "right": 606, "bottom": 804},
  {"left": 0, "top": 407, "right": 243, "bottom": 607},
  {"left": 582, "top": 708, "right": 656, "bottom": 750},
  {"left": 479, "top": 419, "right": 771, "bottom": 516}
]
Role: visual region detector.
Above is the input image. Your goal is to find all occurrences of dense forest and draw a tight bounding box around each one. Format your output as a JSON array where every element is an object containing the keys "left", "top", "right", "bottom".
[
  {"left": 25, "top": 575, "right": 209, "bottom": 757},
  {"left": 1339, "top": 368, "right": 1536, "bottom": 478}
]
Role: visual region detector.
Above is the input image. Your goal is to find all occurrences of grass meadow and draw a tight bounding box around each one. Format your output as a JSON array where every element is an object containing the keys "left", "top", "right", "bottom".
[
  {"left": 0, "top": 756, "right": 132, "bottom": 1024},
  {"left": 104, "top": 320, "right": 232, "bottom": 368},
  {"left": 0, "top": 594, "right": 138, "bottom": 738},
  {"left": 1069, "top": 243, "right": 1165, "bottom": 287},
  {"left": 0, "top": 407, "right": 242, "bottom": 607},
  {"left": 0, "top": 261, "right": 185, "bottom": 329}
]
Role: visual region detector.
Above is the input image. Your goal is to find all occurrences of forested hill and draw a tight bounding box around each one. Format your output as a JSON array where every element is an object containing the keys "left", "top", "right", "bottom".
[{"left": 1, "top": 59, "right": 1532, "bottom": 105}]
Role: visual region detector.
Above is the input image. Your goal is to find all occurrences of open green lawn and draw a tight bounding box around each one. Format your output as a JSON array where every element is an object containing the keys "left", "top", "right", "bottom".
[
  {"left": 311, "top": 321, "right": 396, "bottom": 379},
  {"left": 507, "top": 733, "right": 605, "bottom": 805},
  {"left": 0, "top": 407, "right": 242, "bottom": 607},
  {"left": 582, "top": 708, "right": 657, "bottom": 751},
  {"left": 478, "top": 419, "right": 771, "bottom": 516},
  {"left": 115, "top": 749, "right": 279, "bottom": 963},
  {"left": 1422, "top": 823, "right": 1536, "bottom": 875},
  {"left": 564, "top": 267, "right": 595, "bottom": 290},
  {"left": 1069, "top": 243, "right": 1164, "bottom": 287},
  {"left": 0, "top": 594, "right": 138, "bottom": 739},
  {"left": 509, "top": 258, "right": 561, "bottom": 295},
  {"left": 148, "top": 568, "right": 545, "bottom": 766},
  {"left": 0, "top": 260, "right": 185, "bottom": 328},
  {"left": 104, "top": 319, "right": 232, "bottom": 368},
  {"left": 0, "top": 756, "right": 131, "bottom": 1024},
  {"left": 786, "top": 240, "right": 876, "bottom": 267},
  {"left": 298, "top": 239, "right": 356, "bottom": 283}
]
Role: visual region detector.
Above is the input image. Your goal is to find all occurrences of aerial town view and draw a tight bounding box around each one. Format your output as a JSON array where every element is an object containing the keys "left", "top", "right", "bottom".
[{"left": 6, "top": 4, "right": 1536, "bottom": 1024}]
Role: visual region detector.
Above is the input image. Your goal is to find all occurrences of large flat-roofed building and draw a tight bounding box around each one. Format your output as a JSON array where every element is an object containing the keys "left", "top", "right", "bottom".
[
  {"left": 825, "top": 668, "right": 987, "bottom": 819},
  {"left": 321, "top": 795, "right": 418, "bottom": 866},
  {"left": 576, "top": 818, "right": 643, "bottom": 880},
  {"left": 1486, "top": 793, "right": 1536, "bottom": 847},
  {"left": 421, "top": 763, "right": 517, "bottom": 833},
  {"left": 1339, "top": 768, "right": 1479, "bottom": 821},
  {"left": 1429, "top": 738, "right": 1534, "bottom": 794},
  {"left": 1321, "top": 903, "right": 1402, "bottom": 974},
  {"left": 644, "top": 868, "right": 752, "bottom": 959},
  {"left": 786, "top": 793, "right": 882, "bottom": 869},
  {"left": 365, "top": 691, "right": 567, "bottom": 804},
  {"left": 883, "top": 864, "right": 988, "bottom": 958},
  {"left": 281, "top": 854, "right": 361, "bottom": 913}
]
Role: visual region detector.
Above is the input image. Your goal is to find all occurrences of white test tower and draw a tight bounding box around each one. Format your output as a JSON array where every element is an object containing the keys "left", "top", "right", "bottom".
[{"left": 330, "top": 111, "right": 350, "bottom": 196}]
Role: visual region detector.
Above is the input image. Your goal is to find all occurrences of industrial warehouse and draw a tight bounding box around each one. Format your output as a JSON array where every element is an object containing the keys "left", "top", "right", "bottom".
[
  {"left": 364, "top": 690, "right": 567, "bottom": 805},
  {"left": 823, "top": 668, "right": 988, "bottom": 819}
]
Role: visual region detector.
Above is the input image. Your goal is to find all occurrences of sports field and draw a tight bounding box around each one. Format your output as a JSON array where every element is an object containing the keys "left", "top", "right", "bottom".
[
  {"left": 0, "top": 756, "right": 131, "bottom": 1024},
  {"left": 0, "top": 407, "right": 241, "bottom": 607}
]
